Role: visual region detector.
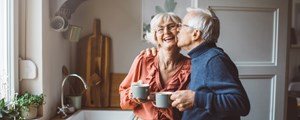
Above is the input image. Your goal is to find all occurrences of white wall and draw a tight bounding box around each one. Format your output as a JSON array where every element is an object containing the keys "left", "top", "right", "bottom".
[
  {"left": 20, "top": 0, "right": 71, "bottom": 119},
  {"left": 42, "top": 0, "right": 73, "bottom": 119},
  {"left": 70, "top": 0, "right": 152, "bottom": 73},
  {"left": 19, "top": 0, "right": 43, "bottom": 96}
]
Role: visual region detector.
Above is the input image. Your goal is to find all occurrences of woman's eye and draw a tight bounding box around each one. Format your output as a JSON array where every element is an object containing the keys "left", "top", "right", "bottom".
[
  {"left": 169, "top": 25, "right": 175, "bottom": 29},
  {"left": 157, "top": 28, "right": 163, "bottom": 32}
]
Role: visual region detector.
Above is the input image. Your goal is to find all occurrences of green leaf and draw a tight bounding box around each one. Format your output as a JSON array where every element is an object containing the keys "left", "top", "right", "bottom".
[
  {"left": 155, "top": 6, "right": 165, "bottom": 13},
  {"left": 143, "top": 23, "right": 150, "bottom": 33},
  {"left": 0, "top": 98, "right": 5, "bottom": 109},
  {"left": 150, "top": 15, "right": 155, "bottom": 20},
  {"left": 164, "top": 0, "right": 177, "bottom": 12},
  {"left": 16, "top": 92, "right": 45, "bottom": 108}
]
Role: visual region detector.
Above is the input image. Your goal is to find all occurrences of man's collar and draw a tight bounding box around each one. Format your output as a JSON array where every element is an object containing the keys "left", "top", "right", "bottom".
[{"left": 187, "top": 42, "right": 216, "bottom": 58}]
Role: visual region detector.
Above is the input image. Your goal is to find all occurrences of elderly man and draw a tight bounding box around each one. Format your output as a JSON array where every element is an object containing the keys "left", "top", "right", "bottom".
[{"left": 169, "top": 8, "right": 250, "bottom": 120}]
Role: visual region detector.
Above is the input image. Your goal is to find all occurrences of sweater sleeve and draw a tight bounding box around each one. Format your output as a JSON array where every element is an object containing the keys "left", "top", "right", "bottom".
[
  {"left": 194, "top": 55, "right": 250, "bottom": 117},
  {"left": 119, "top": 52, "right": 145, "bottom": 109}
]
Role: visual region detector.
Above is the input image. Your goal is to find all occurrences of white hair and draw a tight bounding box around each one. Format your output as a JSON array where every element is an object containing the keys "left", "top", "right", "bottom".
[
  {"left": 145, "top": 13, "right": 181, "bottom": 45},
  {"left": 186, "top": 7, "right": 220, "bottom": 43}
]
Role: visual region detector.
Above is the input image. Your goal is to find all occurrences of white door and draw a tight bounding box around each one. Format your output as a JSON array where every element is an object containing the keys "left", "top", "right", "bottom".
[{"left": 195, "top": 0, "right": 289, "bottom": 120}]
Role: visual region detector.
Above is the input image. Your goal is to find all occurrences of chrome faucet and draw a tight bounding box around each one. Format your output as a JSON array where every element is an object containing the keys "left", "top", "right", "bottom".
[{"left": 57, "top": 74, "right": 88, "bottom": 118}]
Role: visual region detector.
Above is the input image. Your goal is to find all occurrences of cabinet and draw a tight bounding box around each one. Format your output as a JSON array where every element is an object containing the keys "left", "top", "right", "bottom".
[{"left": 292, "top": 0, "right": 300, "bottom": 47}]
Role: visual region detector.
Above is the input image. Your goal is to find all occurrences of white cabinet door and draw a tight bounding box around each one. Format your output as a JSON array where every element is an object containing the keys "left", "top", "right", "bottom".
[{"left": 195, "top": 0, "right": 289, "bottom": 120}]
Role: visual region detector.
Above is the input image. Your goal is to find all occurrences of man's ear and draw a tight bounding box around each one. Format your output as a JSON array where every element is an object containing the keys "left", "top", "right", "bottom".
[{"left": 192, "top": 30, "right": 201, "bottom": 41}]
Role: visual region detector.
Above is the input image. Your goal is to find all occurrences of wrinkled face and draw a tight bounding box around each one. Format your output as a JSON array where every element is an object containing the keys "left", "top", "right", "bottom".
[
  {"left": 154, "top": 20, "right": 179, "bottom": 49},
  {"left": 177, "top": 13, "right": 194, "bottom": 51}
]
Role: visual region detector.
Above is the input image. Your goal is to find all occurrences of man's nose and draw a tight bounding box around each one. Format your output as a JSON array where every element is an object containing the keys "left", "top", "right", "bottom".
[{"left": 177, "top": 27, "right": 181, "bottom": 33}]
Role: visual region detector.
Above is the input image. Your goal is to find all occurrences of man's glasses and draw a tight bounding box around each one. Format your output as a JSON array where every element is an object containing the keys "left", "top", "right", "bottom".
[
  {"left": 178, "top": 23, "right": 196, "bottom": 29},
  {"left": 156, "top": 23, "right": 178, "bottom": 34}
]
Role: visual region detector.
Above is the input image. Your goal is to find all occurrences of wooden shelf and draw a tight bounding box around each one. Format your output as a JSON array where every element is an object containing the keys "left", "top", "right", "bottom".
[{"left": 291, "top": 44, "right": 300, "bottom": 48}]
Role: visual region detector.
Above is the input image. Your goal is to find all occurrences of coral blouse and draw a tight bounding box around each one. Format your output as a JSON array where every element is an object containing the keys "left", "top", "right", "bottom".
[{"left": 119, "top": 52, "right": 191, "bottom": 120}]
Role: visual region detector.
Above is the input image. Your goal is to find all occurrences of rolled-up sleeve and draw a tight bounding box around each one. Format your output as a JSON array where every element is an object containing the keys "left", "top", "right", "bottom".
[{"left": 119, "top": 53, "right": 144, "bottom": 109}]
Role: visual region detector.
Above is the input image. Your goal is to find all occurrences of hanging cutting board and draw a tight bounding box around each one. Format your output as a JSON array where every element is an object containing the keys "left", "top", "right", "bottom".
[{"left": 76, "top": 18, "right": 111, "bottom": 108}]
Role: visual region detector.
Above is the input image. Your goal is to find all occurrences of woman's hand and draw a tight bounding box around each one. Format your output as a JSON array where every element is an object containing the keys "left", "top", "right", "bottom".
[
  {"left": 131, "top": 93, "right": 154, "bottom": 104},
  {"left": 130, "top": 80, "right": 151, "bottom": 104},
  {"left": 131, "top": 98, "right": 148, "bottom": 104}
]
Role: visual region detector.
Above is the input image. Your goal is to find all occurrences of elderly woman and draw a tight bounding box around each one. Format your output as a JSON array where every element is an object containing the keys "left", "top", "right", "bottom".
[{"left": 119, "top": 13, "right": 191, "bottom": 120}]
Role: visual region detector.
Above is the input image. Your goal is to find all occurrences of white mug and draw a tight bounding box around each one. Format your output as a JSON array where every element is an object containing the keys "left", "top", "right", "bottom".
[
  {"left": 67, "top": 95, "right": 82, "bottom": 110},
  {"left": 63, "top": 25, "right": 81, "bottom": 42}
]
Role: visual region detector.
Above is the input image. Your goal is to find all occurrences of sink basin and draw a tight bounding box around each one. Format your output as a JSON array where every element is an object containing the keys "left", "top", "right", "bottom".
[{"left": 66, "top": 110, "right": 133, "bottom": 120}]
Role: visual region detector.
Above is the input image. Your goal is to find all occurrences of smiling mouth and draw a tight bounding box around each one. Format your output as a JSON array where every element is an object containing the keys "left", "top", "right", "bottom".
[{"left": 163, "top": 36, "right": 175, "bottom": 42}]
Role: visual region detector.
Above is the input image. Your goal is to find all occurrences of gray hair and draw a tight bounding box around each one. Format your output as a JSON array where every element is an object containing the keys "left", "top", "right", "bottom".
[
  {"left": 186, "top": 7, "right": 220, "bottom": 43},
  {"left": 145, "top": 13, "right": 181, "bottom": 45}
]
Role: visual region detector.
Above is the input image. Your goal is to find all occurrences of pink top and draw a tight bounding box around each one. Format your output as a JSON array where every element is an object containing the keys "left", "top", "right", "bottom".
[{"left": 119, "top": 52, "right": 191, "bottom": 120}]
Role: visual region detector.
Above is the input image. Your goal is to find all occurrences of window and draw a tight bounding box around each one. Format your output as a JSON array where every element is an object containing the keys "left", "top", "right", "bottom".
[{"left": 0, "top": 0, "right": 18, "bottom": 101}]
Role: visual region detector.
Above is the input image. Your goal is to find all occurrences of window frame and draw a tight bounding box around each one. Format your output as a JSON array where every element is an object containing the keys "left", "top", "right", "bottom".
[{"left": 7, "top": 0, "right": 19, "bottom": 100}]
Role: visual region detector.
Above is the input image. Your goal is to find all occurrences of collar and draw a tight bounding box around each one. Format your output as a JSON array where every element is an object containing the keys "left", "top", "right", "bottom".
[{"left": 187, "top": 42, "right": 216, "bottom": 58}]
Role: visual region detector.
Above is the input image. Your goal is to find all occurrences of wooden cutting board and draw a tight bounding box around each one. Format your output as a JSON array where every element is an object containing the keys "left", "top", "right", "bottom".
[{"left": 76, "top": 18, "right": 111, "bottom": 108}]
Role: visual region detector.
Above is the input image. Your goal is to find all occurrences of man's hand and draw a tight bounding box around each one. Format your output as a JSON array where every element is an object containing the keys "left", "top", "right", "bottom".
[
  {"left": 170, "top": 90, "right": 195, "bottom": 111},
  {"left": 140, "top": 47, "right": 158, "bottom": 57}
]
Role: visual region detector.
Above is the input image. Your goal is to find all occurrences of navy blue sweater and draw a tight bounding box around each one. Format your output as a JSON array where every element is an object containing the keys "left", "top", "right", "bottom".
[{"left": 182, "top": 42, "right": 250, "bottom": 120}]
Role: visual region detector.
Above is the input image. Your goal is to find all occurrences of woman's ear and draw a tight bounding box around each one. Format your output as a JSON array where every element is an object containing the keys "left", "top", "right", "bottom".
[
  {"left": 154, "top": 31, "right": 158, "bottom": 42},
  {"left": 153, "top": 31, "right": 160, "bottom": 47},
  {"left": 192, "top": 30, "right": 201, "bottom": 41}
]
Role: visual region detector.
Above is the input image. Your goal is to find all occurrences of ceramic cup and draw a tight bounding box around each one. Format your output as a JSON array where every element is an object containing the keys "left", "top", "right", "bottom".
[
  {"left": 68, "top": 95, "right": 82, "bottom": 110},
  {"left": 154, "top": 92, "right": 173, "bottom": 108},
  {"left": 132, "top": 84, "right": 149, "bottom": 100}
]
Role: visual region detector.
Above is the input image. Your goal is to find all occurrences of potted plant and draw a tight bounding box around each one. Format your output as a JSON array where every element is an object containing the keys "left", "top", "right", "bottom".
[
  {"left": 0, "top": 98, "right": 19, "bottom": 120},
  {"left": 15, "top": 92, "right": 45, "bottom": 119}
]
